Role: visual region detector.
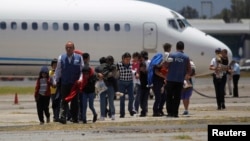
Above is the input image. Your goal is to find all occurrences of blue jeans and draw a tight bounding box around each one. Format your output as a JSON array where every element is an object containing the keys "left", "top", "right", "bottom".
[
  {"left": 134, "top": 83, "right": 141, "bottom": 112},
  {"left": 81, "top": 92, "right": 97, "bottom": 121},
  {"left": 118, "top": 80, "right": 134, "bottom": 117},
  {"left": 99, "top": 85, "right": 115, "bottom": 117}
]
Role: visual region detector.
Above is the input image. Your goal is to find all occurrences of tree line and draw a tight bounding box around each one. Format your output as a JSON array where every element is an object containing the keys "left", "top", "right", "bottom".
[{"left": 179, "top": 0, "right": 250, "bottom": 22}]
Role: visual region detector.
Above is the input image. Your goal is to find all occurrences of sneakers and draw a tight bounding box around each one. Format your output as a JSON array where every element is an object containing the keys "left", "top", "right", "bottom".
[
  {"left": 183, "top": 80, "right": 192, "bottom": 89},
  {"left": 130, "top": 111, "right": 136, "bottom": 116},
  {"left": 40, "top": 122, "right": 44, "bottom": 125},
  {"left": 159, "top": 111, "right": 165, "bottom": 116},
  {"left": 99, "top": 116, "right": 105, "bottom": 121},
  {"left": 111, "top": 115, "right": 115, "bottom": 120},
  {"left": 115, "top": 92, "right": 124, "bottom": 97},
  {"left": 183, "top": 110, "right": 189, "bottom": 115},
  {"left": 146, "top": 84, "right": 153, "bottom": 88}
]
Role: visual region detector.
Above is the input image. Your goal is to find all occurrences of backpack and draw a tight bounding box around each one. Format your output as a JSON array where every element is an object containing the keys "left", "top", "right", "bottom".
[{"left": 147, "top": 53, "right": 163, "bottom": 87}]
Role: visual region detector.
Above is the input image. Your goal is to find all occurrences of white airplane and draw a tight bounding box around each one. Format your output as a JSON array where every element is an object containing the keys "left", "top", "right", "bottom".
[{"left": 0, "top": 0, "right": 232, "bottom": 78}]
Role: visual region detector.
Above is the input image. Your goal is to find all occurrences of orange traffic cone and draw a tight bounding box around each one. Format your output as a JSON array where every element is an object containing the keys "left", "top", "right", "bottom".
[{"left": 14, "top": 93, "right": 18, "bottom": 104}]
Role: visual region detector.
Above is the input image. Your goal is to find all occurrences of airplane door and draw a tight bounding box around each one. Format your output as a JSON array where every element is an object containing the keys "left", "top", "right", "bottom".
[{"left": 143, "top": 22, "right": 157, "bottom": 50}]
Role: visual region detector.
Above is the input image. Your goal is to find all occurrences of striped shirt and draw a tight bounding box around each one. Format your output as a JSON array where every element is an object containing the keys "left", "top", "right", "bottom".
[{"left": 38, "top": 78, "right": 48, "bottom": 95}]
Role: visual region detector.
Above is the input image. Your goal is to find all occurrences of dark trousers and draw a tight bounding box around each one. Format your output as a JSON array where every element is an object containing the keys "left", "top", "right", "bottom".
[
  {"left": 140, "top": 87, "right": 150, "bottom": 115},
  {"left": 221, "top": 73, "right": 227, "bottom": 95},
  {"left": 166, "top": 81, "right": 183, "bottom": 116},
  {"left": 51, "top": 93, "right": 61, "bottom": 121},
  {"left": 233, "top": 75, "right": 240, "bottom": 97},
  {"left": 78, "top": 93, "right": 83, "bottom": 120},
  {"left": 213, "top": 74, "right": 226, "bottom": 108},
  {"left": 159, "top": 87, "right": 167, "bottom": 113},
  {"left": 60, "top": 84, "right": 79, "bottom": 122},
  {"left": 152, "top": 81, "right": 164, "bottom": 114},
  {"left": 36, "top": 95, "right": 50, "bottom": 123}
]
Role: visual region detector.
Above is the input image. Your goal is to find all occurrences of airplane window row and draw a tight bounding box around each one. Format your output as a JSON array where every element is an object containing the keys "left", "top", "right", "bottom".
[{"left": 0, "top": 21, "right": 131, "bottom": 32}]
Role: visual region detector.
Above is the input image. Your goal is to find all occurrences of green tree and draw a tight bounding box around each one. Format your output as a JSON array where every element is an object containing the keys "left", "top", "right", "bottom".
[
  {"left": 179, "top": 6, "right": 199, "bottom": 19},
  {"left": 213, "top": 8, "right": 231, "bottom": 23},
  {"left": 213, "top": 0, "right": 250, "bottom": 22}
]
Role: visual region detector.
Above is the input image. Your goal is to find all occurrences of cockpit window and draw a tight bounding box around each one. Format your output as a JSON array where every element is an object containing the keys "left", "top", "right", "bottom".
[
  {"left": 168, "top": 18, "right": 191, "bottom": 30},
  {"left": 177, "top": 19, "right": 185, "bottom": 29},
  {"left": 168, "top": 19, "right": 178, "bottom": 30},
  {"left": 182, "top": 19, "right": 191, "bottom": 27}
]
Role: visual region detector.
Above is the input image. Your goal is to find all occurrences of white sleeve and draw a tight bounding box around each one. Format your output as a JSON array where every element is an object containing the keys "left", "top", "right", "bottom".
[
  {"left": 78, "top": 55, "right": 84, "bottom": 81},
  {"left": 54, "top": 55, "right": 62, "bottom": 84},
  {"left": 210, "top": 58, "right": 216, "bottom": 66}
]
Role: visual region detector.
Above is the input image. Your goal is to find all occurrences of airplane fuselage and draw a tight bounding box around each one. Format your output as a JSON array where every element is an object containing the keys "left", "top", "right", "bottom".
[{"left": 0, "top": 0, "right": 232, "bottom": 76}]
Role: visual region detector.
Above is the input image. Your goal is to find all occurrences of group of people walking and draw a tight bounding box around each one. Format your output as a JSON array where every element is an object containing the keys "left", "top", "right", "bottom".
[{"left": 36, "top": 40, "right": 238, "bottom": 125}]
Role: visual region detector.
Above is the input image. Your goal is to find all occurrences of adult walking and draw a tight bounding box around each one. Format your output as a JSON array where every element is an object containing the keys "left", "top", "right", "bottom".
[
  {"left": 209, "top": 48, "right": 228, "bottom": 110},
  {"left": 231, "top": 60, "right": 240, "bottom": 97},
  {"left": 165, "top": 41, "right": 191, "bottom": 118},
  {"left": 54, "top": 41, "right": 84, "bottom": 124},
  {"left": 117, "top": 52, "right": 135, "bottom": 118}
]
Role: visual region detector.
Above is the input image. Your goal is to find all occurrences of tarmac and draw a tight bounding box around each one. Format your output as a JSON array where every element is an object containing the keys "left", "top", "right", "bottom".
[{"left": 0, "top": 77, "right": 250, "bottom": 141}]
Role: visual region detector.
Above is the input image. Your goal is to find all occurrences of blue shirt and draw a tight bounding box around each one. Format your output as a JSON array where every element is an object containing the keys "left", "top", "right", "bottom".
[
  {"left": 233, "top": 63, "right": 240, "bottom": 75},
  {"left": 167, "top": 51, "right": 190, "bottom": 83}
]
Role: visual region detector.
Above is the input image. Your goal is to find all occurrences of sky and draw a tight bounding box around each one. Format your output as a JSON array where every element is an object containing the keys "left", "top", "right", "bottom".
[{"left": 140, "top": 0, "right": 232, "bottom": 18}]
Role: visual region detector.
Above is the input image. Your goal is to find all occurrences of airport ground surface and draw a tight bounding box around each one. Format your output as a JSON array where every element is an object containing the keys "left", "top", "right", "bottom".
[{"left": 0, "top": 77, "right": 250, "bottom": 141}]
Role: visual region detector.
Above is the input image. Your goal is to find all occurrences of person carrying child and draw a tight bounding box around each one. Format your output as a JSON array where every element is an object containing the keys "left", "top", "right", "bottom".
[{"left": 95, "top": 56, "right": 117, "bottom": 120}]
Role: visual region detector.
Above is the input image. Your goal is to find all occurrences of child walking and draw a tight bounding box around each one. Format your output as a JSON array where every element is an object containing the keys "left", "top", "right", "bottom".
[
  {"left": 49, "top": 58, "right": 60, "bottom": 122},
  {"left": 34, "top": 66, "right": 51, "bottom": 125},
  {"left": 79, "top": 66, "right": 98, "bottom": 124}
]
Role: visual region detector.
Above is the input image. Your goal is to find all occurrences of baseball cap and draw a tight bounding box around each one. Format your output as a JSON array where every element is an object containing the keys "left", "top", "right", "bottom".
[{"left": 215, "top": 48, "right": 221, "bottom": 52}]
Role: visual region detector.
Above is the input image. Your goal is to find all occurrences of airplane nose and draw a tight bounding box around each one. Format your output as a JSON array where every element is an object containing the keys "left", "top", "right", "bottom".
[
  {"left": 206, "top": 34, "right": 233, "bottom": 61},
  {"left": 181, "top": 28, "right": 233, "bottom": 76}
]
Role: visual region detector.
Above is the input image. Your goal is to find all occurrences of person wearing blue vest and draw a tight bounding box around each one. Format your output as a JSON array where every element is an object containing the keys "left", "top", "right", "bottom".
[
  {"left": 54, "top": 41, "right": 84, "bottom": 124},
  {"left": 165, "top": 41, "right": 191, "bottom": 118}
]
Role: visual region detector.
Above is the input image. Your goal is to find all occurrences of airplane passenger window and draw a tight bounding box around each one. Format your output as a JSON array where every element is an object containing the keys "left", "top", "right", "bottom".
[
  {"left": 32, "top": 22, "right": 38, "bottom": 30},
  {"left": 177, "top": 19, "right": 185, "bottom": 29},
  {"left": 104, "top": 23, "right": 110, "bottom": 31},
  {"left": 21, "top": 22, "right": 27, "bottom": 30},
  {"left": 73, "top": 23, "right": 79, "bottom": 31},
  {"left": 63, "top": 23, "right": 69, "bottom": 31},
  {"left": 94, "top": 23, "right": 100, "bottom": 31},
  {"left": 11, "top": 22, "right": 17, "bottom": 30},
  {"left": 42, "top": 22, "right": 48, "bottom": 30},
  {"left": 168, "top": 19, "right": 178, "bottom": 30},
  {"left": 84, "top": 23, "right": 89, "bottom": 31},
  {"left": 124, "top": 23, "right": 130, "bottom": 32},
  {"left": 0, "top": 22, "right": 7, "bottom": 30},
  {"left": 52, "top": 23, "right": 59, "bottom": 31},
  {"left": 114, "top": 23, "right": 120, "bottom": 31}
]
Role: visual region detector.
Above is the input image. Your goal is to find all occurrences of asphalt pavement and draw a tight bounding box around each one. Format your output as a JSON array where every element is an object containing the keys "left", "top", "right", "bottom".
[{"left": 0, "top": 77, "right": 250, "bottom": 141}]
